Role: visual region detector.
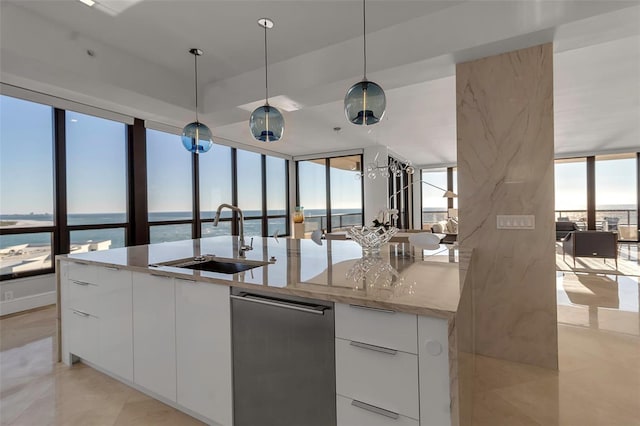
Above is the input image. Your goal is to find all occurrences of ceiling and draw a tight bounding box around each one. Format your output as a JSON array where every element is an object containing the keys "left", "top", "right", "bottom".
[{"left": 1, "top": 0, "right": 639, "bottom": 166}]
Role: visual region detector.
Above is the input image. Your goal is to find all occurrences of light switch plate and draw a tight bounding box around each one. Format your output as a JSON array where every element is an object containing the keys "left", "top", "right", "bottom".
[{"left": 496, "top": 215, "right": 535, "bottom": 230}]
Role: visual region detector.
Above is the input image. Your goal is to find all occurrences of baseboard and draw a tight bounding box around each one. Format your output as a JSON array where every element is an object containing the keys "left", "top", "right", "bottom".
[{"left": 0, "top": 291, "right": 56, "bottom": 316}]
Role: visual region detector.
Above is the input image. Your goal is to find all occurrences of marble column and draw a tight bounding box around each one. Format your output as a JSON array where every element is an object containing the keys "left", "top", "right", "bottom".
[{"left": 456, "top": 43, "right": 558, "bottom": 369}]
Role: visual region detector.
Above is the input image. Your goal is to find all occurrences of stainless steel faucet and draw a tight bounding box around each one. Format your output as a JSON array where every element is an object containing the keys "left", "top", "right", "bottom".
[{"left": 213, "top": 204, "right": 253, "bottom": 257}]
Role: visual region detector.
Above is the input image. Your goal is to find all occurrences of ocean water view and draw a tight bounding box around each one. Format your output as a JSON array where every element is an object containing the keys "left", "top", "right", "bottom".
[{"left": 0, "top": 209, "right": 363, "bottom": 250}]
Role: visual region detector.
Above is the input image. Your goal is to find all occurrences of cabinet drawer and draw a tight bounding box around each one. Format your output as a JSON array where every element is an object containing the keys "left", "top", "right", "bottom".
[
  {"left": 336, "top": 338, "right": 419, "bottom": 419},
  {"left": 68, "top": 262, "right": 98, "bottom": 284},
  {"left": 337, "top": 395, "right": 419, "bottom": 426},
  {"left": 68, "top": 279, "right": 99, "bottom": 315},
  {"left": 67, "top": 308, "right": 99, "bottom": 363},
  {"left": 335, "top": 303, "right": 417, "bottom": 354}
]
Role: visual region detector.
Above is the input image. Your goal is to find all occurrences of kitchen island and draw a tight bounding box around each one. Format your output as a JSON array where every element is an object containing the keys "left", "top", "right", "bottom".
[{"left": 57, "top": 236, "right": 472, "bottom": 426}]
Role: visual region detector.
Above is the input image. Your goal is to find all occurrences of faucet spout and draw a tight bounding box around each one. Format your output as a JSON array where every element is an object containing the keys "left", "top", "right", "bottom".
[{"left": 213, "top": 203, "right": 252, "bottom": 257}]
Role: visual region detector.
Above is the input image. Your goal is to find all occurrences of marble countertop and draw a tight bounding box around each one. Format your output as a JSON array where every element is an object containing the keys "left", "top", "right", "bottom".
[{"left": 58, "top": 236, "right": 465, "bottom": 319}]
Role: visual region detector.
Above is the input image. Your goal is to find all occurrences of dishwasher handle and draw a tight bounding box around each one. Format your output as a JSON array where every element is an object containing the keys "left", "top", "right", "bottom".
[{"left": 230, "top": 293, "right": 328, "bottom": 316}]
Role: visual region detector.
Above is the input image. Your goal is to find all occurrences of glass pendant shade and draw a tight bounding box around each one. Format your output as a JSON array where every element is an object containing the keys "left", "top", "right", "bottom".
[
  {"left": 344, "top": 80, "right": 386, "bottom": 125},
  {"left": 181, "top": 121, "right": 213, "bottom": 153},
  {"left": 250, "top": 104, "right": 284, "bottom": 142}
]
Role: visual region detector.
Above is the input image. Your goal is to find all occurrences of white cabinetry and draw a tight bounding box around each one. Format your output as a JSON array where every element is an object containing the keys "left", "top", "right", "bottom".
[
  {"left": 335, "top": 303, "right": 453, "bottom": 426},
  {"left": 132, "top": 272, "right": 176, "bottom": 402},
  {"left": 65, "top": 261, "right": 133, "bottom": 378},
  {"left": 175, "top": 277, "right": 232, "bottom": 426},
  {"left": 418, "top": 315, "right": 451, "bottom": 426},
  {"left": 98, "top": 266, "right": 133, "bottom": 381},
  {"left": 335, "top": 303, "right": 420, "bottom": 425}
]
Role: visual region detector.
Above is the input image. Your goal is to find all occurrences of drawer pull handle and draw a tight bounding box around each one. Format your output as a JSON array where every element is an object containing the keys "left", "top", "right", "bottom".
[
  {"left": 72, "top": 281, "right": 90, "bottom": 286},
  {"left": 105, "top": 266, "right": 119, "bottom": 271},
  {"left": 72, "top": 310, "right": 90, "bottom": 318},
  {"left": 176, "top": 277, "right": 196, "bottom": 283},
  {"left": 351, "top": 399, "right": 399, "bottom": 420},
  {"left": 74, "top": 262, "right": 89, "bottom": 266},
  {"left": 349, "top": 304, "right": 395, "bottom": 314},
  {"left": 150, "top": 274, "right": 172, "bottom": 279},
  {"left": 350, "top": 340, "right": 397, "bottom": 355}
]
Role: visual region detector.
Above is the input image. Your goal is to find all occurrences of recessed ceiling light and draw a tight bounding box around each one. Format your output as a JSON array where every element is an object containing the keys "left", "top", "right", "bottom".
[
  {"left": 238, "top": 95, "right": 302, "bottom": 113},
  {"left": 78, "top": 0, "right": 96, "bottom": 7}
]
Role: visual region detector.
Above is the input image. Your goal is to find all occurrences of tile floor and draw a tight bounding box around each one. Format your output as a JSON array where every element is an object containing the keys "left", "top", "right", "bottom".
[{"left": 1, "top": 246, "right": 639, "bottom": 425}]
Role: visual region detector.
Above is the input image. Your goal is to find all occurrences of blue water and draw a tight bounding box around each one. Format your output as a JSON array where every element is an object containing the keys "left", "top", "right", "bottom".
[{"left": 0, "top": 209, "right": 361, "bottom": 249}]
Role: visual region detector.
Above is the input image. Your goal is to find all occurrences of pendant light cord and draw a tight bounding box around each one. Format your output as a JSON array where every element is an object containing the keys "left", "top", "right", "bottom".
[
  {"left": 363, "top": 0, "right": 367, "bottom": 80},
  {"left": 194, "top": 52, "right": 199, "bottom": 122},
  {"left": 264, "top": 22, "right": 269, "bottom": 105}
]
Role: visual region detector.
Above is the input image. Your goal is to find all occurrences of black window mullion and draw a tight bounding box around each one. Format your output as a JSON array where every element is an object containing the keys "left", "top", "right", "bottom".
[
  {"left": 447, "top": 167, "right": 454, "bottom": 210},
  {"left": 286, "top": 159, "right": 291, "bottom": 235},
  {"left": 53, "top": 108, "right": 69, "bottom": 255},
  {"left": 231, "top": 148, "right": 239, "bottom": 236},
  {"left": 325, "top": 158, "right": 332, "bottom": 233},
  {"left": 261, "top": 155, "right": 268, "bottom": 237},
  {"left": 127, "top": 118, "right": 149, "bottom": 246},
  {"left": 586, "top": 156, "right": 596, "bottom": 230},
  {"left": 193, "top": 152, "right": 201, "bottom": 239}
]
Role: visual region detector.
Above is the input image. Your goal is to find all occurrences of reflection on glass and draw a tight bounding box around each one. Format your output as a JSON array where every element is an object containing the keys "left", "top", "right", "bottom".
[
  {"left": 67, "top": 111, "right": 127, "bottom": 225},
  {"left": 150, "top": 224, "right": 193, "bottom": 244},
  {"left": 236, "top": 150, "right": 262, "bottom": 217},
  {"left": 201, "top": 221, "right": 232, "bottom": 238},
  {"left": 0, "top": 232, "right": 53, "bottom": 275},
  {"left": 298, "top": 159, "right": 327, "bottom": 233},
  {"left": 200, "top": 144, "right": 232, "bottom": 220},
  {"left": 422, "top": 169, "right": 448, "bottom": 224},
  {"left": 268, "top": 217, "right": 286, "bottom": 237},
  {"left": 0, "top": 96, "right": 54, "bottom": 227},
  {"left": 330, "top": 156, "right": 362, "bottom": 231},
  {"left": 555, "top": 158, "right": 587, "bottom": 222},
  {"left": 266, "top": 156, "right": 287, "bottom": 216},
  {"left": 147, "top": 129, "right": 192, "bottom": 220},
  {"left": 243, "top": 219, "right": 262, "bottom": 238},
  {"left": 70, "top": 228, "right": 125, "bottom": 251},
  {"left": 595, "top": 154, "right": 637, "bottom": 240}
]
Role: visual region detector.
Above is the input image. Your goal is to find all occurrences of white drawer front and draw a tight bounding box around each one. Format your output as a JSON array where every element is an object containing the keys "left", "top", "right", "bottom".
[
  {"left": 418, "top": 315, "right": 451, "bottom": 426},
  {"left": 335, "top": 303, "right": 417, "bottom": 354},
  {"left": 337, "top": 395, "right": 419, "bottom": 426},
  {"left": 67, "top": 308, "right": 99, "bottom": 363},
  {"left": 336, "top": 338, "right": 419, "bottom": 419},
  {"left": 68, "top": 279, "right": 99, "bottom": 315},
  {"left": 68, "top": 262, "right": 98, "bottom": 284}
]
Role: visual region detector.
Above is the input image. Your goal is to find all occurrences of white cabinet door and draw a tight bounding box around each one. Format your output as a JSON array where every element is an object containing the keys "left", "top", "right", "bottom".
[
  {"left": 176, "top": 278, "right": 232, "bottom": 426},
  {"left": 67, "top": 308, "right": 99, "bottom": 363},
  {"left": 132, "top": 273, "right": 176, "bottom": 402},
  {"left": 98, "top": 267, "right": 133, "bottom": 381},
  {"left": 418, "top": 315, "right": 451, "bottom": 426}
]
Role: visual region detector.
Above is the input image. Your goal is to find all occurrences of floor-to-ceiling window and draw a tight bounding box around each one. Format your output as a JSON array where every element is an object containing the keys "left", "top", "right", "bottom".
[
  {"left": 555, "top": 158, "right": 588, "bottom": 225},
  {"left": 297, "top": 159, "right": 328, "bottom": 233},
  {"left": 66, "top": 111, "right": 128, "bottom": 251},
  {"left": 0, "top": 96, "right": 55, "bottom": 277},
  {"left": 330, "top": 156, "right": 363, "bottom": 231},
  {"left": 421, "top": 168, "right": 448, "bottom": 225},
  {"left": 200, "top": 144, "right": 233, "bottom": 238},
  {"left": 296, "top": 155, "right": 363, "bottom": 234},
  {"left": 595, "top": 153, "right": 637, "bottom": 241},
  {"left": 146, "top": 129, "right": 194, "bottom": 243},
  {"left": 266, "top": 156, "right": 288, "bottom": 237},
  {"left": 236, "top": 150, "right": 263, "bottom": 238}
]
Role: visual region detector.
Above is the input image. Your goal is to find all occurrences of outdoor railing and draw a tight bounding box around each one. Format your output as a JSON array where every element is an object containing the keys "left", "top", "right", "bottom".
[{"left": 303, "top": 212, "right": 363, "bottom": 232}]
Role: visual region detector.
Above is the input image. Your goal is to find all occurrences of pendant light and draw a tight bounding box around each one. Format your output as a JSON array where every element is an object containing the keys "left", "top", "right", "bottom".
[
  {"left": 344, "top": 0, "right": 386, "bottom": 125},
  {"left": 182, "top": 48, "right": 213, "bottom": 154},
  {"left": 250, "top": 18, "right": 284, "bottom": 143}
]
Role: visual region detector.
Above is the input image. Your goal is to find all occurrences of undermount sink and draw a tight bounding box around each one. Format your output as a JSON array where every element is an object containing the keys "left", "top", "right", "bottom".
[{"left": 151, "top": 255, "right": 271, "bottom": 274}]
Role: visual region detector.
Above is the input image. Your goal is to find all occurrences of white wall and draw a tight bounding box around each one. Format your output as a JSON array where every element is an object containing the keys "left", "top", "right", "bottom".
[{"left": 0, "top": 273, "right": 56, "bottom": 316}]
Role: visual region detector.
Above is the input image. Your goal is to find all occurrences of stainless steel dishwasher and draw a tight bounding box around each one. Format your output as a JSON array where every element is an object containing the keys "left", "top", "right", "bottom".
[{"left": 230, "top": 288, "right": 336, "bottom": 426}]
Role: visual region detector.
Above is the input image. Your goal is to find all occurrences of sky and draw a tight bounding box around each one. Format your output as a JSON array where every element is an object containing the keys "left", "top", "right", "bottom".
[{"left": 1, "top": 94, "right": 637, "bottom": 216}]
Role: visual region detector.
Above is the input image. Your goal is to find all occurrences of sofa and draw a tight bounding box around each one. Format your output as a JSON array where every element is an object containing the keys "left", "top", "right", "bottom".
[
  {"left": 562, "top": 231, "right": 618, "bottom": 268},
  {"left": 555, "top": 221, "right": 579, "bottom": 241}
]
